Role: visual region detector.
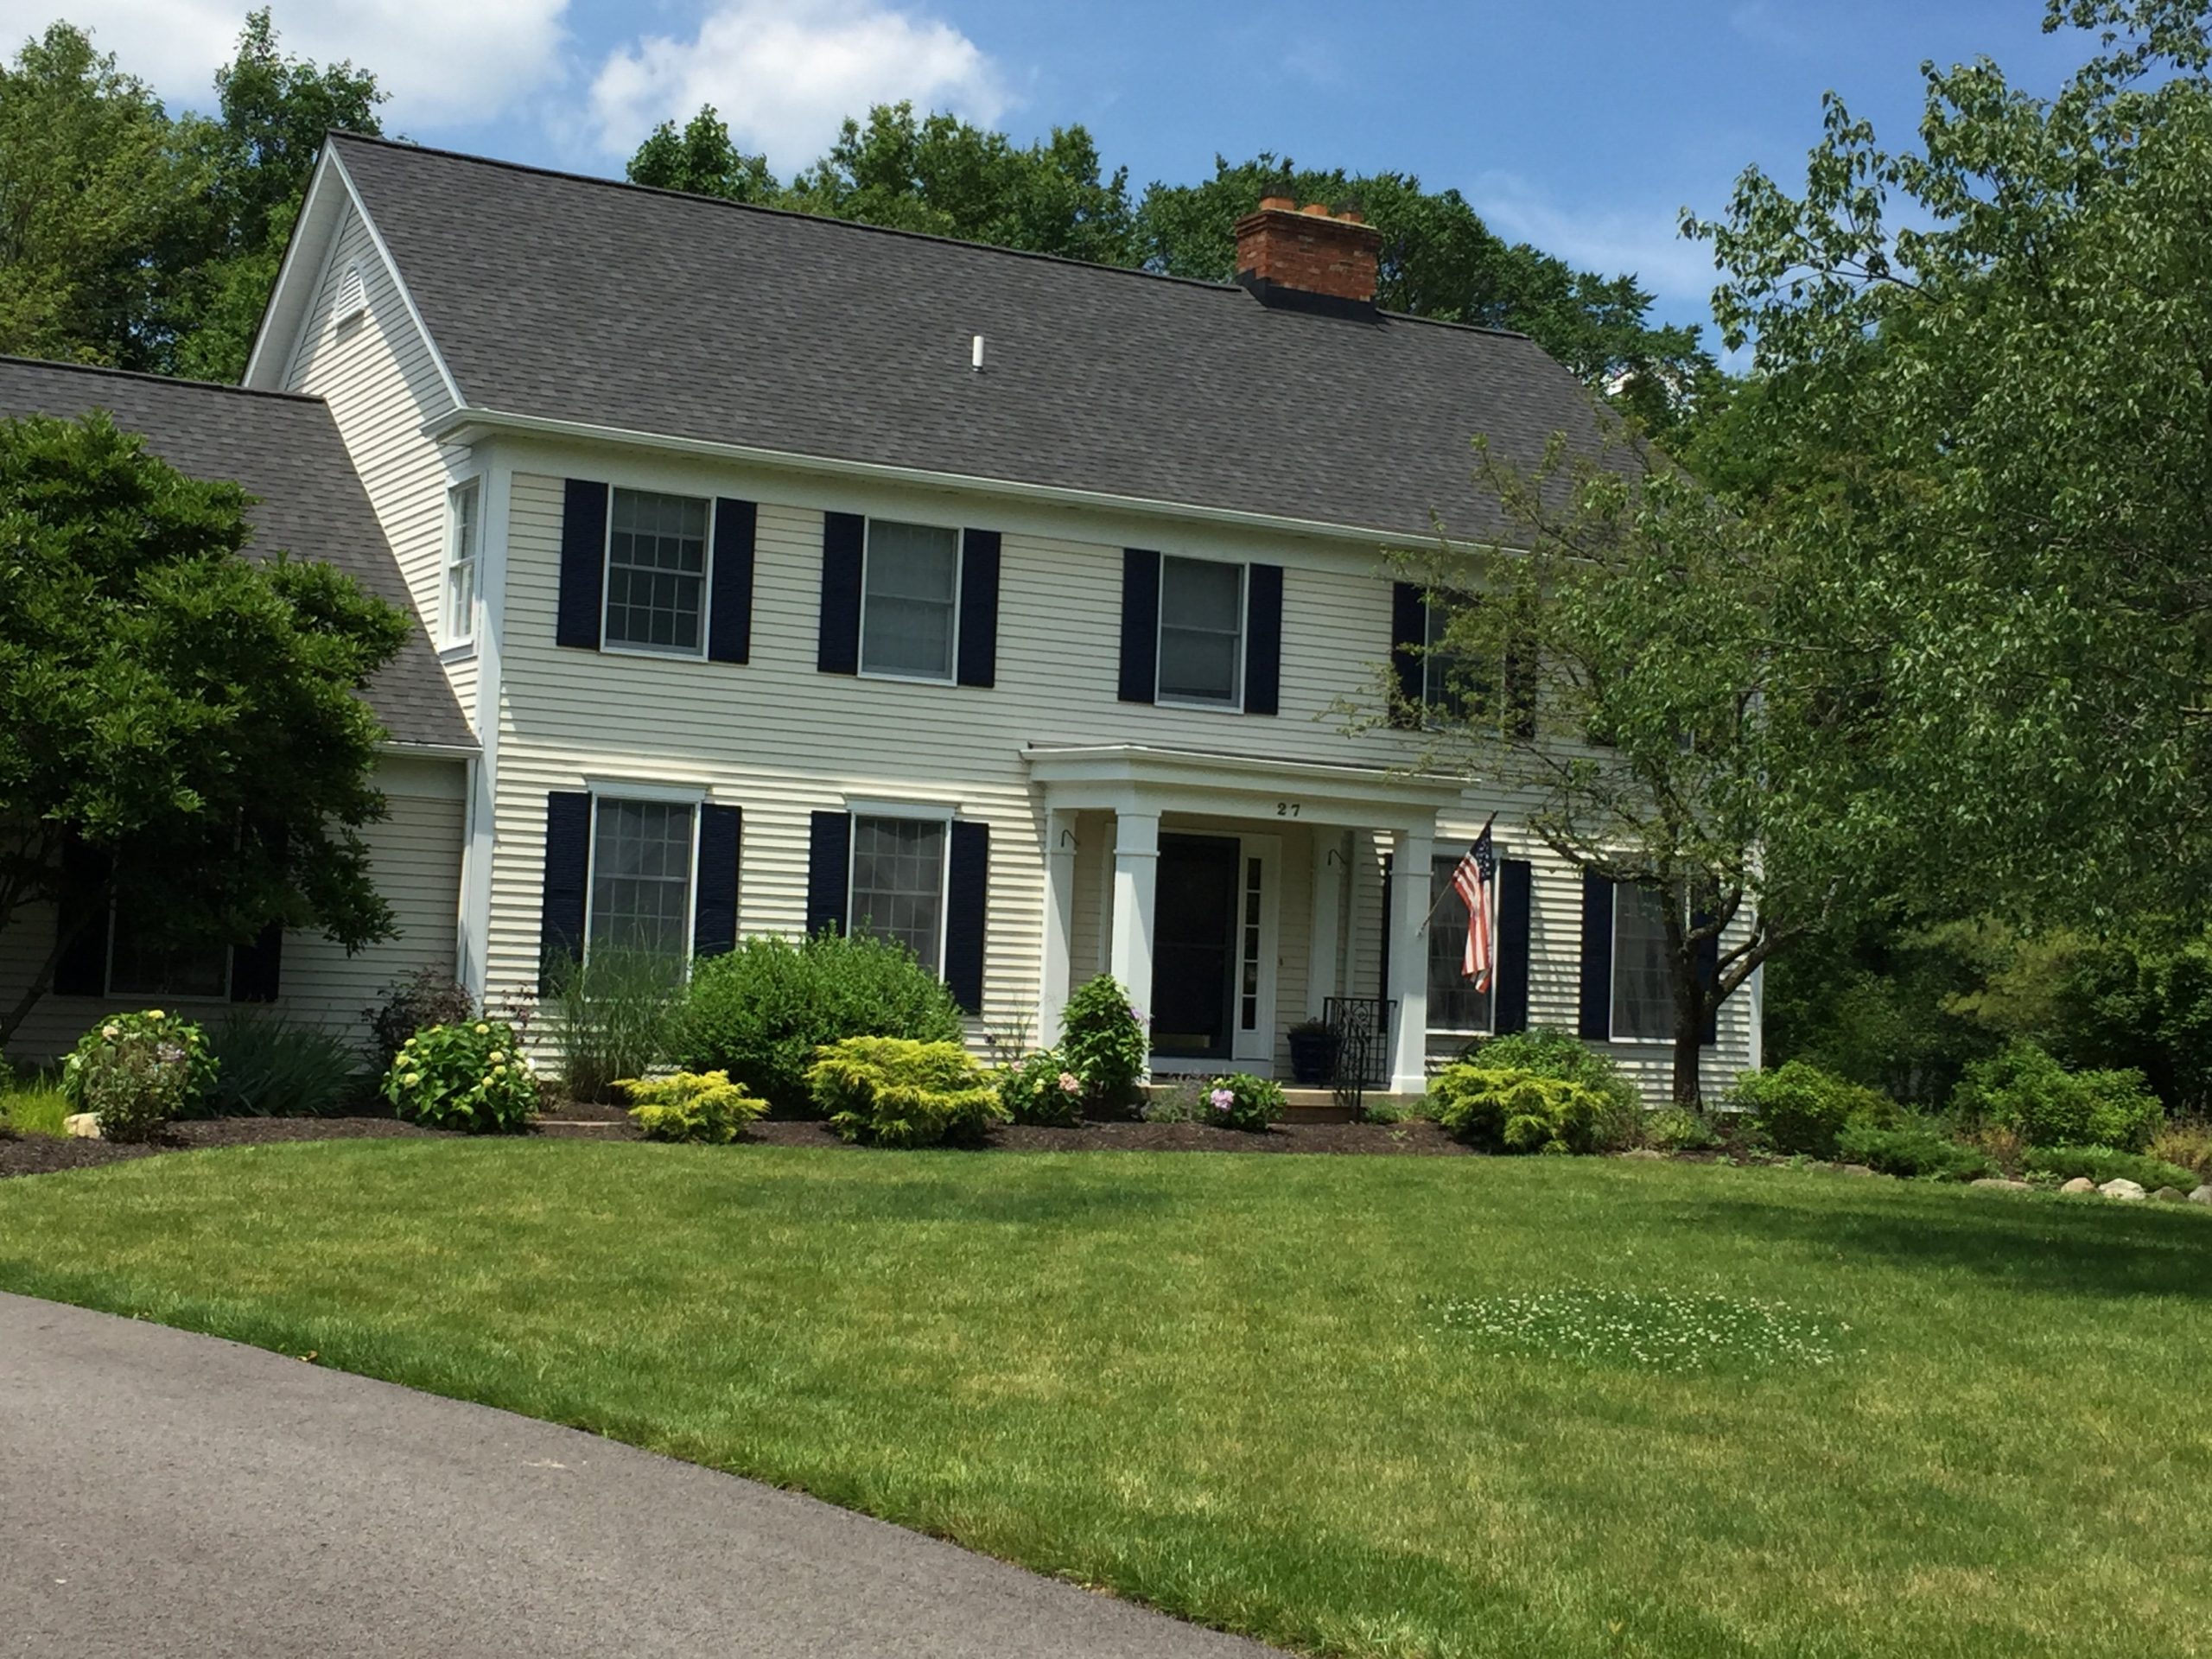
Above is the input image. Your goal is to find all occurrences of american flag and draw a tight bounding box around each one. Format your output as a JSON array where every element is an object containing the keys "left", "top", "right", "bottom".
[{"left": 1452, "top": 829, "right": 1497, "bottom": 991}]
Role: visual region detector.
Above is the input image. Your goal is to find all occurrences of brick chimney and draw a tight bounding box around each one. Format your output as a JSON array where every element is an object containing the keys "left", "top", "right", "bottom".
[{"left": 1232, "top": 196, "right": 1382, "bottom": 315}]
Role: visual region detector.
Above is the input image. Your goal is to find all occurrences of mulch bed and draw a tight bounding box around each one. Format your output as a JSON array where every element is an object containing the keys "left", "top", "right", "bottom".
[{"left": 0, "top": 1115, "right": 448, "bottom": 1179}]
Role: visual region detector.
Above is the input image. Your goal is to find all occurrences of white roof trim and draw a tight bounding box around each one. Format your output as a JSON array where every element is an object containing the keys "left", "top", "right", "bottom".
[{"left": 1022, "top": 741, "right": 1471, "bottom": 831}]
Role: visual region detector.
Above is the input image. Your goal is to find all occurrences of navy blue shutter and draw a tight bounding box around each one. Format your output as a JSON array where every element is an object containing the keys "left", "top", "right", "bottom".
[
  {"left": 817, "top": 512, "right": 864, "bottom": 674},
  {"left": 1577, "top": 871, "right": 1614, "bottom": 1040},
  {"left": 556, "top": 480, "right": 608, "bottom": 650},
  {"left": 957, "top": 529, "right": 1000, "bottom": 688},
  {"left": 229, "top": 924, "right": 283, "bottom": 1002},
  {"left": 540, "top": 792, "right": 591, "bottom": 986},
  {"left": 944, "top": 821, "right": 989, "bottom": 1014},
  {"left": 709, "top": 499, "right": 755, "bottom": 664},
  {"left": 1494, "top": 858, "right": 1533, "bottom": 1034},
  {"left": 1118, "top": 549, "right": 1160, "bottom": 703},
  {"left": 805, "top": 811, "right": 851, "bottom": 937},
  {"left": 694, "top": 804, "right": 741, "bottom": 959},
  {"left": 1694, "top": 901, "right": 1721, "bottom": 1046},
  {"left": 1390, "top": 582, "right": 1426, "bottom": 726},
  {"left": 1244, "top": 563, "right": 1282, "bottom": 715},
  {"left": 51, "top": 838, "right": 110, "bottom": 997}
]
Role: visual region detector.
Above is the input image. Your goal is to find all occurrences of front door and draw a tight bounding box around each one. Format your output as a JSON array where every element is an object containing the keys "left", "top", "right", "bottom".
[{"left": 1151, "top": 834, "right": 1240, "bottom": 1059}]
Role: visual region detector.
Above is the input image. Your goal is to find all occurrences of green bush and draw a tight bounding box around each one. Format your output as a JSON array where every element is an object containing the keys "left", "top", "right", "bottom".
[
  {"left": 2020, "top": 1145, "right": 2198, "bottom": 1192},
  {"left": 806, "top": 1036, "right": 1005, "bottom": 1147},
  {"left": 1953, "top": 1041, "right": 2164, "bottom": 1151},
  {"left": 1202, "top": 1072, "right": 1285, "bottom": 1131},
  {"left": 671, "top": 932, "right": 964, "bottom": 1113},
  {"left": 1432, "top": 1065, "right": 1617, "bottom": 1154},
  {"left": 547, "top": 946, "right": 681, "bottom": 1103},
  {"left": 1731, "top": 1061, "right": 1898, "bottom": 1158},
  {"left": 1466, "top": 1027, "right": 1643, "bottom": 1149},
  {"left": 1834, "top": 1117, "right": 1997, "bottom": 1181},
  {"left": 384, "top": 1020, "right": 537, "bottom": 1134},
  {"left": 207, "top": 1010, "right": 369, "bottom": 1117},
  {"left": 364, "top": 967, "right": 475, "bottom": 1074},
  {"left": 60, "top": 1010, "right": 216, "bottom": 1142},
  {"left": 1643, "top": 1105, "right": 1719, "bottom": 1153},
  {"left": 998, "top": 1047, "right": 1085, "bottom": 1126},
  {"left": 620, "top": 1070, "right": 765, "bottom": 1143},
  {"left": 1059, "top": 975, "right": 1147, "bottom": 1113}
]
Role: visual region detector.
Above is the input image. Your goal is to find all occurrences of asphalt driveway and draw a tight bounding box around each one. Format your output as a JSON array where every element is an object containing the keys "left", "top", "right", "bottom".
[{"left": 0, "top": 1291, "right": 1281, "bottom": 1658}]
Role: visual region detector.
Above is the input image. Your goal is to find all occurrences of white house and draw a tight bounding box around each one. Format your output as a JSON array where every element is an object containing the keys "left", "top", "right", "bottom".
[{"left": 11, "top": 135, "right": 1758, "bottom": 1098}]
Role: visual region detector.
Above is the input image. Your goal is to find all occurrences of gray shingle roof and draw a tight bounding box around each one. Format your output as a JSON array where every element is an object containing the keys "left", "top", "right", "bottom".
[
  {"left": 332, "top": 134, "right": 1610, "bottom": 543},
  {"left": 0, "top": 355, "right": 473, "bottom": 750}
]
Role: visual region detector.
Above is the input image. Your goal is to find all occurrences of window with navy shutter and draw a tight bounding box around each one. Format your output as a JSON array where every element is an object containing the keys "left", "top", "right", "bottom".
[
  {"left": 539, "top": 791, "right": 592, "bottom": 984},
  {"left": 229, "top": 924, "right": 283, "bottom": 1002},
  {"left": 957, "top": 529, "right": 1001, "bottom": 688},
  {"left": 1577, "top": 870, "right": 1613, "bottom": 1040},
  {"left": 1389, "top": 582, "right": 1425, "bottom": 727},
  {"left": 51, "top": 839, "right": 111, "bottom": 997},
  {"left": 556, "top": 480, "right": 608, "bottom": 650},
  {"left": 805, "top": 810, "right": 852, "bottom": 936},
  {"left": 1118, "top": 548, "right": 1160, "bottom": 702},
  {"left": 708, "top": 499, "right": 755, "bottom": 664},
  {"left": 817, "top": 512, "right": 865, "bottom": 674},
  {"left": 1494, "top": 859, "right": 1533, "bottom": 1033},
  {"left": 694, "top": 804, "right": 742, "bottom": 958},
  {"left": 944, "top": 820, "right": 989, "bottom": 1014},
  {"left": 1243, "top": 563, "right": 1282, "bottom": 715}
]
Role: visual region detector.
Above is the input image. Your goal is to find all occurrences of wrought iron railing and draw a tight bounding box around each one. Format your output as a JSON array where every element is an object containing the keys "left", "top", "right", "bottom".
[{"left": 1323, "top": 995, "right": 1396, "bottom": 1116}]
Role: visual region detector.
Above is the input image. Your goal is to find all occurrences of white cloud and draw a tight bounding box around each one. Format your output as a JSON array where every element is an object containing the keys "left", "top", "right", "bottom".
[
  {"left": 0, "top": 0, "right": 569, "bottom": 128},
  {"left": 1471, "top": 170, "right": 1722, "bottom": 315},
  {"left": 590, "top": 0, "right": 1007, "bottom": 168}
]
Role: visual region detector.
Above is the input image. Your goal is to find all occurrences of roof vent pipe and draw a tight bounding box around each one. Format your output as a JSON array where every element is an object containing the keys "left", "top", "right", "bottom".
[{"left": 971, "top": 334, "right": 984, "bottom": 372}]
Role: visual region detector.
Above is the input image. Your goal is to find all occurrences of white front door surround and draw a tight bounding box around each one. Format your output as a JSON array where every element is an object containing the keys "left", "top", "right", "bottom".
[{"left": 1024, "top": 744, "right": 1466, "bottom": 1094}]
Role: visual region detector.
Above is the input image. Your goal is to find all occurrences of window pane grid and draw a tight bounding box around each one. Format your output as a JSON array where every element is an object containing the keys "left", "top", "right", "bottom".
[
  {"left": 444, "top": 482, "right": 479, "bottom": 646},
  {"left": 1239, "top": 856, "right": 1262, "bottom": 1030},
  {"left": 1426, "top": 856, "right": 1492, "bottom": 1033},
  {"left": 1611, "top": 884, "right": 1675, "bottom": 1041},
  {"left": 589, "top": 798, "right": 694, "bottom": 960},
  {"left": 1157, "top": 556, "right": 1243, "bottom": 704},
  {"left": 861, "top": 521, "right": 959, "bottom": 680},
  {"left": 849, "top": 816, "right": 946, "bottom": 974},
  {"left": 605, "top": 488, "right": 708, "bottom": 654}
]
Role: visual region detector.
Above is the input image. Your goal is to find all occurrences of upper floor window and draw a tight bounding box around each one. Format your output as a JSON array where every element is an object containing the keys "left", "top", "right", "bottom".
[
  {"left": 849, "top": 813, "right": 948, "bottom": 973},
  {"left": 1611, "top": 883, "right": 1675, "bottom": 1041},
  {"left": 1157, "top": 555, "right": 1243, "bottom": 707},
  {"left": 442, "top": 480, "right": 480, "bottom": 648},
  {"left": 861, "top": 520, "right": 960, "bottom": 681},
  {"left": 1426, "top": 855, "right": 1493, "bottom": 1034},
  {"left": 588, "top": 796, "right": 696, "bottom": 960},
  {"left": 1422, "top": 597, "right": 1473, "bottom": 722},
  {"left": 604, "top": 488, "right": 709, "bottom": 656}
]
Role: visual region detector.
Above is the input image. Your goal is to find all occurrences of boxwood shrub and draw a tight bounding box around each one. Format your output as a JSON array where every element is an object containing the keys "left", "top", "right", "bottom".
[
  {"left": 1952, "top": 1041, "right": 2164, "bottom": 1151},
  {"left": 1834, "top": 1116, "right": 1997, "bottom": 1181},
  {"left": 807, "top": 1036, "right": 1005, "bottom": 1147},
  {"left": 1431, "top": 1065, "right": 1618, "bottom": 1155},
  {"left": 1464, "top": 1027, "right": 1642, "bottom": 1149},
  {"left": 1731, "top": 1061, "right": 1898, "bottom": 1159}
]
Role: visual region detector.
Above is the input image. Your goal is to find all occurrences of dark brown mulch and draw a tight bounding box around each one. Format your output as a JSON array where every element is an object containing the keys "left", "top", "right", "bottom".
[
  {"left": 0, "top": 1115, "right": 449, "bottom": 1179},
  {"left": 736, "top": 1116, "right": 1475, "bottom": 1155}
]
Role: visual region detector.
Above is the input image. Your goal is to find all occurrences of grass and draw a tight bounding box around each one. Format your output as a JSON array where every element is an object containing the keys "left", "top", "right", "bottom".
[
  {"left": 1, "top": 1143, "right": 2209, "bottom": 1658},
  {"left": 0, "top": 1075, "right": 67, "bottom": 1135}
]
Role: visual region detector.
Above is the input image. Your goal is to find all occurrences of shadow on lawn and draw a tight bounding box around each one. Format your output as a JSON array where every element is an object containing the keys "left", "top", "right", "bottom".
[{"left": 1685, "top": 1189, "right": 2212, "bottom": 1300}]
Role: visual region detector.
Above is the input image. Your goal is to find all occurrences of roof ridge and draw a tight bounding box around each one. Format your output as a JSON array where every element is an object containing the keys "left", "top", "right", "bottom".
[
  {"left": 324, "top": 130, "right": 1516, "bottom": 333},
  {"left": 0, "top": 353, "right": 327, "bottom": 404}
]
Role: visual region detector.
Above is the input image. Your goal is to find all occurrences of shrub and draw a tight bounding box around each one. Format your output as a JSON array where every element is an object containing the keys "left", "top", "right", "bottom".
[
  {"left": 1140, "top": 1079, "right": 1207, "bottom": 1123},
  {"left": 1834, "top": 1117, "right": 1996, "bottom": 1181},
  {"left": 384, "top": 1020, "right": 537, "bottom": 1134},
  {"left": 807, "top": 1036, "right": 1005, "bottom": 1147},
  {"left": 998, "top": 1047, "right": 1085, "bottom": 1126},
  {"left": 1059, "top": 975, "right": 1147, "bottom": 1113},
  {"left": 2148, "top": 1121, "right": 2212, "bottom": 1181},
  {"left": 207, "top": 1010, "right": 369, "bottom": 1117},
  {"left": 2020, "top": 1145, "right": 2198, "bottom": 1192},
  {"left": 547, "top": 946, "right": 681, "bottom": 1103},
  {"left": 365, "top": 967, "right": 475, "bottom": 1074},
  {"left": 620, "top": 1070, "right": 765, "bottom": 1143},
  {"left": 1466, "top": 1027, "right": 1643, "bottom": 1149},
  {"left": 1201, "top": 1072, "right": 1285, "bottom": 1131},
  {"left": 1644, "top": 1105, "right": 1719, "bottom": 1153},
  {"left": 671, "top": 932, "right": 964, "bottom": 1113},
  {"left": 1432, "top": 1065, "right": 1616, "bottom": 1155},
  {"left": 1731, "top": 1061, "right": 1897, "bottom": 1159},
  {"left": 60, "top": 1011, "right": 216, "bottom": 1142},
  {"left": 1953, "top": 1041, "right": 2164, "bottom": 1151}
]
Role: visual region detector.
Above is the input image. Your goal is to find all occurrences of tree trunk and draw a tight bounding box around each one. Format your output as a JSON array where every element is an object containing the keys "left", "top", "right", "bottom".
[{"left": 1670, "top": 978, "right": 1705, "bottom": 1109}]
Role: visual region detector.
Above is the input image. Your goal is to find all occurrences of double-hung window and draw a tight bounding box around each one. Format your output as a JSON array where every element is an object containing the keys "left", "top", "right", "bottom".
[
  {"left": 442, "top": 480, "right": 480, "bottom": 648},
  {"left": 588, "top": 797, "right": 697, "bottom": 962},
  {"left": 849, "top": 814, "right": 948, "bottom": 974},
  {"left": 860, "top": 520, "right": 960, "bottom": 680},
  {"left": 1610, "top": 883, "right": 1676, "bottom": 1041},
  {"left": 604, "top": 489, "right": 709, "bottom": 655},
  {"left": 107, "top": 902, "right": 228, "bottom": 999},
  {"left": 1423, "top": 597, "right": 1478, "bottom": 723},
  {"left": 1157, "top": 555, "right": 1243, "bottom": 706},
  {"left": 1426, "top": 855, "right": 1493, "bottom": 1033}
]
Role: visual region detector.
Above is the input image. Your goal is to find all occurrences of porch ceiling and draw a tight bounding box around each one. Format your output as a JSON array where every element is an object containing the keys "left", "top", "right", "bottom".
[{"left": 1021, "top": 742, "right": 1468, "bottom": 833}]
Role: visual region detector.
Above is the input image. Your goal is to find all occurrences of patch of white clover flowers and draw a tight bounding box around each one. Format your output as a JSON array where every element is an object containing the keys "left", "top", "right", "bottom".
[{"left": 1427, "top": 1286, "right": 1854, "bottom": 1373}]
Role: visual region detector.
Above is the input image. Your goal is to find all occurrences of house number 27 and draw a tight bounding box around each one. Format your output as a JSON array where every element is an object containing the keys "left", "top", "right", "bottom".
[{"left": 1275, "top": 801, "right": 1302, "bottom": 817}]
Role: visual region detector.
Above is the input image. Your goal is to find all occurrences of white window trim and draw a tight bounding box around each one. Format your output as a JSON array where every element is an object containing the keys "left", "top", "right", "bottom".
[
  {"left": 104, "top": 900, "right": 232, "bottom": 1001},
  {"left": 442, "top": 478, "right": 481, "bottom": 652},
  {"left": 1424, "top": 851, "right": 1496, "bottom": 1039},
  {"left": 845, "top": 806, "right": 956, "bottom": 978},
  {"left": 580, "top": 790, "right": 702, "bottom": 968},
  {"left": 856, "top": 516, "right": 963, "bottom": 686},
  {"left": 1154, "top": 554, "right": 1246, "bottom": 712},
  {"left": 1607, "top": 881, "right": 1679, "bottom": 1046},
  {"left": 598, "top": 489, "right": 715, "bottom": 662}
]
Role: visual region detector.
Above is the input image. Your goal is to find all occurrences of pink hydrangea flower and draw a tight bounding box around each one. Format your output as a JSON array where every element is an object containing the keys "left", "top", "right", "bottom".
[
  {"left": 1058, "top": 1071, "right": 1080, "bottom": 1095},
  {"left": 1210, "top": 1087, "right": 1235, "bottom": 1110}
]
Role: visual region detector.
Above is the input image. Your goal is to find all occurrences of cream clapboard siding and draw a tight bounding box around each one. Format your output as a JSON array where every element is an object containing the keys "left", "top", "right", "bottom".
[
  {"left": 485, "top": 463, "right": 1756, "bottom": 1096},
  {"left": 281, "top": 203, "right": 478, "bottom": 725},
  {"left": 0, "top": 758, "right": 466, "bottom": 1059}
]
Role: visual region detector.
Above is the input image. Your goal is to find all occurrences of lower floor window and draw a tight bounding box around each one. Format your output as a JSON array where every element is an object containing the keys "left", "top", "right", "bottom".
[
  {"left": 849, "top": 815, "right": 946, "bottom": 973},
  {"left": 1427, "top": 855, "right": 1493, "bottom": 1033},
  {"left": 589, "top": 798, "right": 696, "bottom": 960},
  {"left": 107, "top": 901, "right": 227, "bottom": 999},
  {"left": 1611, "top": 883, "right": 1675, "bottom": 1041}
]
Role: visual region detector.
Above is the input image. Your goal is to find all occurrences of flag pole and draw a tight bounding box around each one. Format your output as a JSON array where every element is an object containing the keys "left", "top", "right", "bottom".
[{"left": 1415, "top": 810, "right": 1498, "bottom": 933}]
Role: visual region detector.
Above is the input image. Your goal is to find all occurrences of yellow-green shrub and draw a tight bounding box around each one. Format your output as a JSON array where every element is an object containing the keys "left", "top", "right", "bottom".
[
  {"left": 806, "top": 1036, "right": 1004, "bottom": 1147},
  {"left": 620, "top": 1070, "right": 765, "bottom": 1143},
  {"left": 1431, "top": 1065, "right": 1616, "bottom": 1154}
]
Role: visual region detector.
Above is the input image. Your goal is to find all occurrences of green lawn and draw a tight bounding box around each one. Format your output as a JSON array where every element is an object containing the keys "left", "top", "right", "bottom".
[{"left": 2, "top": 1142, "right": 2208, "bottom": 1658}]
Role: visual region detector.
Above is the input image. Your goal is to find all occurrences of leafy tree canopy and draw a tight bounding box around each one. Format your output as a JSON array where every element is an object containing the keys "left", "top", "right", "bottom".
[{"left": 626, "top": 104, "right": 776, "bottom": 203}]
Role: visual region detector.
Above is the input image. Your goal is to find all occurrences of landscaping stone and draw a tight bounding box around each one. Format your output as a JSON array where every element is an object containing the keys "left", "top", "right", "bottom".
[
  {"left": 2059, "top": 1177, "right": 2099, "bottom": 1195},
  {"left": 1971, "top": 1177, "right": 2031, "bottom": 1191},
  {"left": 2190, "top": 1185, "right": 2212, "bottom": 1206},
  {"left": 2098, "top": 1178, "right": 2147, "bottom": 1200},
  {"left": 2152, "top": 1187, "right": 2187, "bottom": 1203},
  {"left": 1837, "top": 1163, "right": 1878, "bottom": 1178},
  {"left": 1620, "top": 1148, "right": 1664, "bottom": 1160},
  {"left": 62, "top": 1114, "right": 99, "bottom": 1140}
]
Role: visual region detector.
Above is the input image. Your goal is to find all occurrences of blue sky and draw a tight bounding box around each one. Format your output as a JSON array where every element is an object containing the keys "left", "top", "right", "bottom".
[{"left": 8, "top": 1, "right": 2088, "bottom": 340}]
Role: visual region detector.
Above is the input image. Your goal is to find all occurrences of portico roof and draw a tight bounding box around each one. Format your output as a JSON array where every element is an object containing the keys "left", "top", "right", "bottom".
[{"left": 1022, "top": 742, "right": 1470, "bottom": 833}]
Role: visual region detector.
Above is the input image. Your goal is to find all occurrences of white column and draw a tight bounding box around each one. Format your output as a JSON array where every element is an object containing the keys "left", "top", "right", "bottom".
[
  {"left": 1038, "top": 810, "right": 1078, "bottom": 1044},
  {"left": 1109, "top": 809, "right": 1160, "bottom": 1074},
  {"left": 1307, "top": 830, "right": 1346, "bottom": 1017},
  {"left": 1387, "top": 824, "right": 1434, "bottom": 1096}
]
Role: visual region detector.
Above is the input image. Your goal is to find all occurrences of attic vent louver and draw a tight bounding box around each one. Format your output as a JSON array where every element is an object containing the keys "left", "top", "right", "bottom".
[{"left": 334, "top": 262, "right": 369, "bottom": 323}]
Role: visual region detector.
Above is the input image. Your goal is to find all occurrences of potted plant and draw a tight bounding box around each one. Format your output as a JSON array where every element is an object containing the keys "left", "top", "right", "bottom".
[{"left": 1287, "top": 1018, "right": 1340, "bottom": 1086}]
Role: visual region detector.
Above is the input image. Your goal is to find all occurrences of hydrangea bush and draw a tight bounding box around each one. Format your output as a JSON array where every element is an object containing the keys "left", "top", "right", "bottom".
[
  {"left": 1058, "top": 975, "right": 1147, "bottom": 1114},
  {"left": 384, "top": 1020, "right": 537, "bottom": 1134},
  {"left": 996, "top": 1047, "right": 1086, "bottom": 1126},
  {"left": 1204, "top": 1072, "right": 1284, "bottom": 1131},
  {"left": 60, "top": 1010, "right": 216, "bottom": 1142}
]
